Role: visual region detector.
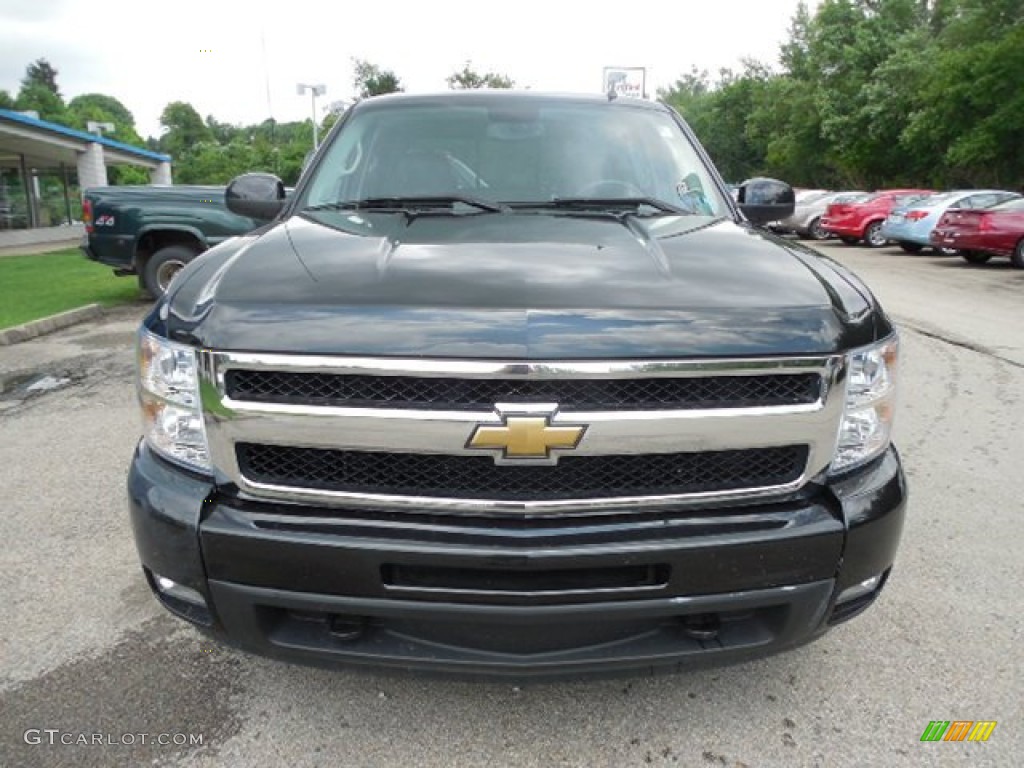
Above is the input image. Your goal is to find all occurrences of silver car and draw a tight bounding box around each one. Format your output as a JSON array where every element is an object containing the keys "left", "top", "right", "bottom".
[{"left": 774, "top": 190, "right": 866, "bottom": 240}]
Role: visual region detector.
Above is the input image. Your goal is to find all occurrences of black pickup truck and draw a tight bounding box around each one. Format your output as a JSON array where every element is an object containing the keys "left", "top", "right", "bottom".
[
  {"left": 80, "top": 185, "right": 261, "bottom": 297},
  {"left": 128, "top": 91, "right": 906, "bottom": 677}
]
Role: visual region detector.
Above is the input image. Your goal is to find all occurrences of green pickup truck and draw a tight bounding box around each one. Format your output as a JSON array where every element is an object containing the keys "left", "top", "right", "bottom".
[{"left": 80, "top": 185, "right": 263, "bottom": 297}]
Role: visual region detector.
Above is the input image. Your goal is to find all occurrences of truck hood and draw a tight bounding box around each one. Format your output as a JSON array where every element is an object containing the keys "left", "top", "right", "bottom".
[{"left": 162, "top": 210, "right": 881, "bottom": 358}]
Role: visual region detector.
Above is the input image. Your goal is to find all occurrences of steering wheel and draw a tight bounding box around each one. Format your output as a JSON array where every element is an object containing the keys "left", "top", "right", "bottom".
[{"left": 576, "top": 179, "right": 645, "bottom": 198}]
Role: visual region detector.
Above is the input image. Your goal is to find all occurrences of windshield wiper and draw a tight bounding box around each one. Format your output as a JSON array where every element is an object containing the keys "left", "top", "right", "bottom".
[
  {"left": 304, "top": 196, "right": 507, "bottom": 214},
  {"left": 512, "top": 197, "right": 689, "bottom": 215}
]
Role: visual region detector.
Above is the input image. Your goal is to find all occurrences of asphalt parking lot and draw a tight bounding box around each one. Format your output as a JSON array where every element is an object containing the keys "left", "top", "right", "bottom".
[{"left": 1, "top": 241, "right": 1021, "bottom": 768}]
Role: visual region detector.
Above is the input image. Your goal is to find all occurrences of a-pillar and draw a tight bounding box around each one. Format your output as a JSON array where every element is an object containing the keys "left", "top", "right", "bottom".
[{"left": 77, "top": 142, "right": 108, "bottom": 189}]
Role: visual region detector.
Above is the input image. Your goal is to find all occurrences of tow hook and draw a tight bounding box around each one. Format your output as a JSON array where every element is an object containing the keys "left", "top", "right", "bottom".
[{"left": 681, "top": 613, "right": 720, "bottom": 641}]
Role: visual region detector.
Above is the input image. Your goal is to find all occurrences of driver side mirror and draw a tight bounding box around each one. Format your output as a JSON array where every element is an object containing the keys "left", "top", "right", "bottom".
[
  {"left": 737, "top": 177, "right": 795, "bottom": 225},
  {"left": 225, "top": 172, "right": 286, "bottom": 220}
]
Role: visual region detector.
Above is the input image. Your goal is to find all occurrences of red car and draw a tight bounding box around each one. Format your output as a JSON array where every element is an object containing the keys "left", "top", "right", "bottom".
[
  {"left": 821, "top": 189, "right": 934, "bottom": 248},
  {"left": 931, "top": 197, "right": 1024, "bottom": 267}
]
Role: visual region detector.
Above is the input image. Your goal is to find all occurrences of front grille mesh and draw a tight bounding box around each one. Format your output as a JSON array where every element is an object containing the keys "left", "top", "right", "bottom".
[
  {"left": 237, "top": 443, "right": 808, "bottom": 501},
  {"left": 225, "top": 370, "right": 821, "bottom": 411}
]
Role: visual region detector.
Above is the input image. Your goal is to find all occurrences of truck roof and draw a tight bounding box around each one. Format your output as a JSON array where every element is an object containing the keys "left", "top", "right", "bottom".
[{"left": 355, "top": 90, "right": 665, "bottom": 111}]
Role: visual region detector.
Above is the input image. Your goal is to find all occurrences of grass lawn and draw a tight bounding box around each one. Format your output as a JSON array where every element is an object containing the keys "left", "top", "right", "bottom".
[{"left": 0, "top": 248, "right": 143, "bottom": 330}]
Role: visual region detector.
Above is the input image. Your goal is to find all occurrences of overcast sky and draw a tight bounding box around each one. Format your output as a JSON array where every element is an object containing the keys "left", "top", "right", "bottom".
[{"left": 1, "top": 0, "right": 816, "bottom": 139}]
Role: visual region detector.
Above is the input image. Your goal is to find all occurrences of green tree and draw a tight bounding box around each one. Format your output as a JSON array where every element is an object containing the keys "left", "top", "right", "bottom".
[
  {"left": 22, "top": 58, "right": 60, "bottom": 95},
  {"left": 321, "top": 111, "right": 339, "bottom": 134},
  {"left": 68, "top": 93, "right": 134, "bottom": 126},
  {"left": 175, "top": 140, "right": 260, "bottom": 185},
  {"left": 160, "top": 109, "right": 317, "bottom": 185},
  {"left": 662, "top": 0, "right": 1024, "bottom": 190},
  {"left": 804, "top": 0, "right": 930, "bottom": 187},
  {"left": 780, "top": 1, "right": 814, "bottom": 81},
  {"left": 205, "top": 115, "right": 239, "bottom": 145},
  {"left": 13, "top": 57, "right": 68, "bottom": 121},
  {"left": 157, "top": 101, "right": 213, "bottom": 157},
  {"left": 0, "top": 90, "right": 14, "bottom": 109},
  {"left": 902, "top": 8, "right": 1024, "bottom": 186},
  {"left": 660, "top": 65, "right": 775, "bottom": 183},
  {"left": 746, "top": 76, "right": 835, "bottom": 186},
  {"left": 68, "top": 93, "right": 143, "bottom": 143},
  {"left": 352, "top": 59, "right": 403, "bottom": 98},
  {"left": 111, "top": 167, "right": 150, "bottom": 186},
  {"left": 15, "top": 84, "right": 68, "bottom": 123},
  {"left": 658, "top": 67, "right": 712, "bottom": 111},
  {"left": 446, "top": 62, "right": 515, "bottom": 89}
]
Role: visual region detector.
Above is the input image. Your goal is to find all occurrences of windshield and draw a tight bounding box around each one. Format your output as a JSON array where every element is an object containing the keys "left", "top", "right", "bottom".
[{"left": 300, "top": 100, "right": 728, "bottom": 216}]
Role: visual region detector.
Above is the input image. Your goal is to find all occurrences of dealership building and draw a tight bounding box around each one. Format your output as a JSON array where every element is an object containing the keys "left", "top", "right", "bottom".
[{"left": 0, "top": 108, "right": 171, "bottom": 253}]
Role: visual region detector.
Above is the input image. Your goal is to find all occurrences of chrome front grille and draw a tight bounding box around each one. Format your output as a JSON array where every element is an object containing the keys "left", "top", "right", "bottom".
[
  {"left": 224, "top": 370, "right": 822, "bottom": 411},
  {"left": 200, "top": 353, "right": 847, "bottom": 515},
  {"left": 237, "top": 444, "right": 809, "bottom": 501}
]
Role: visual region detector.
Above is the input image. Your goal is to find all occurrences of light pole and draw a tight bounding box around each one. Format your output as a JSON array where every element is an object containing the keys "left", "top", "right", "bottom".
[{"left": 296, "top": 83, "right": 327, "bottom": 149}]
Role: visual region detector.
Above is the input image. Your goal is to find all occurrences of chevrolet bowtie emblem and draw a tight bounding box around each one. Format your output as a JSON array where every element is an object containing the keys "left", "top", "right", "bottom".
[{"left": 467, "top": 407, "right": 586, "bottom": 464}]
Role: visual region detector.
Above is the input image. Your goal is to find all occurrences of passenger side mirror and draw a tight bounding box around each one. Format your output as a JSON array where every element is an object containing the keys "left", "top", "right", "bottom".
[
  {"left": 737, "top": 177, "right": 796, "bottom": 225},
  {"left": 226, "top": 173, "right": 286, "bottom": 220}
]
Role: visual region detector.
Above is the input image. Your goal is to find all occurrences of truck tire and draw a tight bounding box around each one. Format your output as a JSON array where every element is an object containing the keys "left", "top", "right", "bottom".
[
  {"left": 143, "top": 245, "right": 197, "bottom": 298},
  {"left": 1012, "top": 239, "right": 1024, "bottom": 269}
]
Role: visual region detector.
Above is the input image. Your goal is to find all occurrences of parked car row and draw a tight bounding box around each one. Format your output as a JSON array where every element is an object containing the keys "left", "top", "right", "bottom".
[
  {"left": 821, "top": 189, "right": 935, "bottom": 247},
  {"left": 772, "top": 185, "right": 1024, "bottom": 268},
  {"left": 769, "top": 189, "right": 867, "bottom": 240},
  {"left": 879, "top": 190, "right": 1020, "bottom": 257}
]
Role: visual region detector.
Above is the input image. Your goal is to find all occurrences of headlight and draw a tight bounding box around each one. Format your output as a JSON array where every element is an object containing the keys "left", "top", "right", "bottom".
[
  {"left": 831, "top": 335, "right": 899, "bottom": 474},
  {"left": 137, "top": 330, "right": 210, "bottom": 472}
]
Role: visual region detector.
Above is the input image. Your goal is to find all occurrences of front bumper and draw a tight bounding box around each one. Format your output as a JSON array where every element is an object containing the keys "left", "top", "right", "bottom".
[{"left": 128, "top": 442, "right": 907, "bottom": 677}]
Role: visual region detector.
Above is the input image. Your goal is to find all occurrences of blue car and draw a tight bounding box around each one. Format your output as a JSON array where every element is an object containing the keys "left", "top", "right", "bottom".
[{"left": 880, "top": 189, "right": 1020, "bottom": 254}]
